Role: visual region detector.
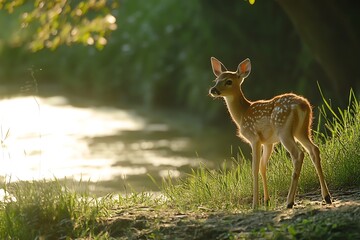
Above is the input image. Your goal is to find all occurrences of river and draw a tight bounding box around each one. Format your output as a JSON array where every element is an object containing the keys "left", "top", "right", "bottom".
[{"left": 0, "top": 95, "right": 242, "bottom": 195}]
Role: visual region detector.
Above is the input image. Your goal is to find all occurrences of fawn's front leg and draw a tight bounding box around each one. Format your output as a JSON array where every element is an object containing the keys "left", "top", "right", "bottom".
[
  {"left": 260, "top": 144, "right": 273, "bottom": 205},
  {"left": 251, "top": 142, "right": 261, "bottom": 209}
]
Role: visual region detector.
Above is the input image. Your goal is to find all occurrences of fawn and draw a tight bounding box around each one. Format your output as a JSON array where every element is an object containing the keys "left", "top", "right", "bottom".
[{"left": 209, "top": 57, "right": 332, "bottom": 209}]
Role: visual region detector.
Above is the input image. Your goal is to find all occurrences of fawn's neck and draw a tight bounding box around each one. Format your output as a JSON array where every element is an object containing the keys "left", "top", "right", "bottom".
[{"left": 224, "top": 88, "right": 251, "bottom": 125}]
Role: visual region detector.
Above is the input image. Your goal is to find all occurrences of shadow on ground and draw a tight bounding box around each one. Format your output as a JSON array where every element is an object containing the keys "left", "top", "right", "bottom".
[{"left": 99, "top": 188, "right": 360, "bottom": 239}]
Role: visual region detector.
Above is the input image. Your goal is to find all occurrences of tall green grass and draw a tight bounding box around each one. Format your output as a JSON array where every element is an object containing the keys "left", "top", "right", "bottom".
[
  {"left": 0, "top": 180, "right": 114, "bottom": 239},
  {"left": 0, "top": 178, "right": 162, "bottom": 239},
  {"left": 162, "top": 90, "right": 360, "bottom": 210},
  {"left": 317, "top": 89, "right": 360, "bottom": 188}
]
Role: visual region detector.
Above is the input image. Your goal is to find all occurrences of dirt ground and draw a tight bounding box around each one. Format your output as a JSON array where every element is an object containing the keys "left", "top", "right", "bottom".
[{"left": 101, "top": 188, "right": 360, "bottom": 239}]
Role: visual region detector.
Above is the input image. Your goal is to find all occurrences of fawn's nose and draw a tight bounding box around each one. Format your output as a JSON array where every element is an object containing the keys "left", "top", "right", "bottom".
[{"left": 210, "top": 87, "right": 221, "bottom": 96}]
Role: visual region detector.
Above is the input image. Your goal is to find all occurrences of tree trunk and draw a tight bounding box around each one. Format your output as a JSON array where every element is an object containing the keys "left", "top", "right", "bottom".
[{"left": 276, "top": 0, "right": 360, "bottom": 103}]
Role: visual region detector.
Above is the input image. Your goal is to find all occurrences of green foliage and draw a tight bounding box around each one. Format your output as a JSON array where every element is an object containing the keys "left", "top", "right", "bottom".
[
  {"left": 0, "top": 0, "right": 118, "bottom": 51},
  {"left": 106, "top": 0, "right": 219, "bottom": 110},
  {"left": 0, "top": 0, "right": 321, "bottom": 121}
]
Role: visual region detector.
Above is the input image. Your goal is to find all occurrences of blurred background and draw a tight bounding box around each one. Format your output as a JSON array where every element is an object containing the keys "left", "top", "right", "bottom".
[{"left": 0, "top": 0, "right": 359, "bottom": 194}]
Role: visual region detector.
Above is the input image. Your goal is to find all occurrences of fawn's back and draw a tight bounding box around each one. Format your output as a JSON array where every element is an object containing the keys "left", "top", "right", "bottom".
[{"left": 238, "top": 93, "right": 312, "bottom": 145}]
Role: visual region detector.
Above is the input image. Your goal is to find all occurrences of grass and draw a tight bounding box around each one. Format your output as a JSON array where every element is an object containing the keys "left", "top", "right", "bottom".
[
  {"left": 0, "top": 178, "right": 166, "bottom": 239},
  {"left": 0, "top": 180, "right": 113, "bottom": 239},
  {"left": 0, "top": 90, "right": 359, "bottom": 239},
  {"left": 257, "top": 215, "right": 360, "bottom": 240},
  {"left": 316, "top": 89, "right": 360, "bottom": 188}
]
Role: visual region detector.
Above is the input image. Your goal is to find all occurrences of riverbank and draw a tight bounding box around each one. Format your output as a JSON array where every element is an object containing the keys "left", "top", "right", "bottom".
[{"left": 1, "top": 179, "right": 359, "bottom": 239}]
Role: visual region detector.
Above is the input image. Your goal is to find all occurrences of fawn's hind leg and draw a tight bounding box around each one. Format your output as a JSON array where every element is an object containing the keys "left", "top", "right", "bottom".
[
  {"left": 280, "top": 133, "right": 305, "bottom": 208},
  {"left": 297, "top": 135, "right": 332, "bottom": 204}
]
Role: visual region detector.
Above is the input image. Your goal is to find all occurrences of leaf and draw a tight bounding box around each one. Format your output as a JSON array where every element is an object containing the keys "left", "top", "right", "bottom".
[
  {"left": 249, "top": 0, "right": 255, "bottom": 5},
  {"left": 1, "top": 0, "right": 118, "bottom": 51},
  {"left": 287, "top": 225, "right": 297, "bottom": 236}
]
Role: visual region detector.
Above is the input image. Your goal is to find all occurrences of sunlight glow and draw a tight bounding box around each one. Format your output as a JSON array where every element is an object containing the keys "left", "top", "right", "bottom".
[
  {"left": 0, "top": 96, "right": 145, "bottom": 182},
  {"left": 0, "top": 96, "right": 203, "bottom": 193}
]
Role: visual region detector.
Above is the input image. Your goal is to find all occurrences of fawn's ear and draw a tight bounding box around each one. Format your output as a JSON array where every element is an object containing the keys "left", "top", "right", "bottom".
[
  {"left": 210, "top": 57, "right": 227, "bottom": 77},
  {"left": 236, "top": 58, "right": 251, "bottom": 79}
]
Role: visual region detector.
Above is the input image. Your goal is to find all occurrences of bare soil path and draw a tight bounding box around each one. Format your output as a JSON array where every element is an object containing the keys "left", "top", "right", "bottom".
[{"left": 101, "top": 188, "right": 360, "bottom": 239}]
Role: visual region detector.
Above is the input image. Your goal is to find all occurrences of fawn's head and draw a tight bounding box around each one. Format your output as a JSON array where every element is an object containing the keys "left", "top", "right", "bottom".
[{"left": 209, "top": 57, "right": 251, "bottom": 98}]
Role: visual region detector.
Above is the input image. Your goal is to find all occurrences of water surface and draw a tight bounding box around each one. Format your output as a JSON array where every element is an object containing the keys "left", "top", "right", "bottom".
[{"left": 0, "top": 95, "right": 240, "bottom": 194}]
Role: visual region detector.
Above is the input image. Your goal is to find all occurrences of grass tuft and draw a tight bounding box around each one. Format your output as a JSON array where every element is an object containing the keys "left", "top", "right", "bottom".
[
  {"left": 316, "top": 89, "right": 360, "bottom": 188},
  {"left": 0, "top": 178, "right": 164, "bottom": 239},
  {"left": 162, "top": 160, "right": 253, "bottom": 210},
  {"left": 0, "top": 179, "right": 114, "bottom": 239}
]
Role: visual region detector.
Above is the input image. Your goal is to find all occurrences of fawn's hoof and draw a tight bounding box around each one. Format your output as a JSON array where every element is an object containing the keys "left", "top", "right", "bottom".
[
  {"left": 324, "top": 194, "right": 332, "bottom": 204},
  {"left": 286, "top": 202, "right": 294, "bottom": 209}
]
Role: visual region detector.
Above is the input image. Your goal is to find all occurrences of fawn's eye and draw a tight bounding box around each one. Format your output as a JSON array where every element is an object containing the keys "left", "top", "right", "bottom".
[{"left": 225, "top": 80, "right": 232, "bottom": 86}]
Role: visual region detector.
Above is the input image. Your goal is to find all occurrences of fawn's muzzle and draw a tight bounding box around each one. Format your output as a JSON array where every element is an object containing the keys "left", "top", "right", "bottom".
[{"left": 210, "top": 87, "right": 221, "bottom": 96}]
